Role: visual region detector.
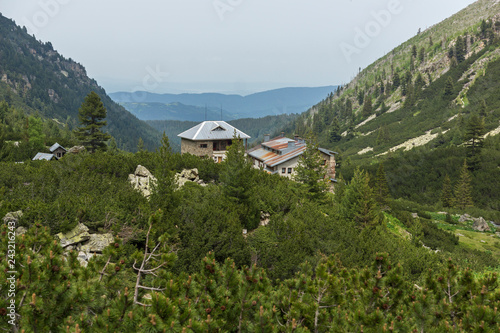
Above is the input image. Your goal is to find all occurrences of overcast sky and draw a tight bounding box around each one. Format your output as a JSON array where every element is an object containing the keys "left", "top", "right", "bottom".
[{"left": 2, "top": 0, "right": 477, "bottom": 95}]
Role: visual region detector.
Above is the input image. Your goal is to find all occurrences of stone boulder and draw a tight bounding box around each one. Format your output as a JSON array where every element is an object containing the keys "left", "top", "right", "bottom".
[
  {"left": 77, "top": 251, "right": 98, "bottom": 268},
  {"left": 260, "top": 212, "right": 270, "bottom": 227},
  {"left": 459, "top": 214, "right": 472, "bottom": 223},
  {"left": 175, "top": 168, "right": 207, "bottom": 189},
  {"left": 80, "top": 233, "right": 114, "bottom": 253},
  {"left": 55, "top": 223, "right": 91, "bottom": 248},
  {"left": 15, "top": 226, "right": 28, "bottom": 236},
  {"left": 180, "top": 168, "right": 198, "bottom": 181},
  {"left": 3, "top": 211, "right": 23, "bottom": 224},
  {"left": 57, "top": 223, "right": 116, "bottom": 266},
  {"left": 129, "top": 165, "right": 157, "bottom": 198},
  {"left": 472, "top": 217, "right": 491, "bottom": 232},
  {"left": 459, "top": 214, "right": 493, "bottom": 232},
  {"left": 67, "top": 145, "right": 85, "bottom": 154}
]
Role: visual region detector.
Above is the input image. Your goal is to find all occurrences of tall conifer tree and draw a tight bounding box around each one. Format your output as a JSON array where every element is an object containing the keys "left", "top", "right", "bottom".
[
  {"left": 374, "top": 163, "right": 391, "bottom": 208},
  {"left": 454, "top": 160, "right": 473, "bottom": 209},
  {"left": 341, "top": 168, "right": 380, "bottom": 228},
  {"left": 74, "top": 91, "right": 111, "bottom": 153},
  {"left": 464, "top": 113, "right": 485, "bottom": 170},
  {"left": 362, "top": 95, "right": 372, "bottom": 117},
  {"left": 441, "top": 174, "right": 454, "bottom": 208},
  {"left": 293, "top": 138, "right": 328, "bottom": 201}
]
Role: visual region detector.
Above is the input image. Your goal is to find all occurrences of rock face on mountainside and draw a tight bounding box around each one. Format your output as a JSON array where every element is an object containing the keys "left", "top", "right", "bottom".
[{"left": 129, "top": 165, "right": 157, "bottom": 198}]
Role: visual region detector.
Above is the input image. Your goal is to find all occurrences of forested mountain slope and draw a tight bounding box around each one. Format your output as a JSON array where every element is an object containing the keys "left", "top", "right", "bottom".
[
  {"left": 0, "top": 14, "right": 160, "bottom": 151},
  {"left": 280, "top": 0, "right": 500, "bottom": 211}
]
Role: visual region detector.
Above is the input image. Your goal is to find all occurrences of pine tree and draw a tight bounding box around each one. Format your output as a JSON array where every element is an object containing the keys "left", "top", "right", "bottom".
[
  {"left": 357, "top": 90, "right": 365, "bottom": 106},
  {"left": 0, "top": 100, "right": 8, "bottom": 122},
  {"left": 137, "top": 137, "right": 145, "bottom": 152},
  {"left": 443, "top": 77, "right": 454, "bottom": 97},
  {"left": 362, "top": 95, "right": 372, "bottom": 117},
  {"left": 392, "top": 72, "right": 400, "bottom": 90},
  {"left": 374, "top": 163, "right": 391, "bottom": 208},
  {"left": 478, "top": 100, "right": 488, "bottom": 118},
  {"left": 28, "top": 116, "right": 45, "bottom": 150},
  {"left": 293, "top": 138, "right": 328, "bottom": 201},
  {"left": 455, "top": 36, "right": 466, "bottom": 63},
  {"left": 464, "top": 113, "right": 485, "bottom": 170},
  {"left": 412, "top": 45, "right": 417, "bottom": 58},
  {"left": 108, "top": 137, "right": 118, "bottom": 154},
  {"left": 74, "top": 91, "right": 111, "bottom": 153},
  {"left": 328, "top": 117, "right": 341, "bottom": 143},
  {"left": 441, "top": 174, "right": 454, "bottom": 208},
  {"left": 340, "top": 168, "right": 380, "bottom": 228},
  {"left": 158, "top": 131, "right": 172, "bottom": 160},
  {"left": 220, "top": 135, "right": 253, "bottom": 203},
  {"left": 312, "top": 113, "right": 323, "bottom": 134},
  {"left": 376, "top": 126, "right": 390, "bottom": 145},
  {"left": 418, "top": 47, "right": 425, "bottom": 63},
  {"left": 454, "top": 160, "right": 473, "bottom": 210}
]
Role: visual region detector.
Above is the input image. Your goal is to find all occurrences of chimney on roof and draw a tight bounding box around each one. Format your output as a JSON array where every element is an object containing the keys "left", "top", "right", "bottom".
[
  {"left": 288, "top": 141, "right": 296, "bottom": 149},
  {"left": 294, "top": 134, "right": 299, "bottom": 141},
  {"left": 264, "top": 134, "right": 270, "bottom": 143},
  {"left": 281, "top": 132, "right": 285, "bottom": 137}
]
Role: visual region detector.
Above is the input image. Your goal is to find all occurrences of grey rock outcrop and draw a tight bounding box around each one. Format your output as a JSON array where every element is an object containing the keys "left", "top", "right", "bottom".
[
  {"left": 80, "top": 234, "right": 115, "bottom": 253},
  {"left": 175, "top": 168, "right": 207, "bottom": 188},
  {"left": 129, "top": 165, "right": 157, "bottom": 198},
  {"left": 3, "top": 211, "right": 23, "bottom": 224},
  {"left": 77, "top": 251, "right": 98, "bottom": 268},
  {"left": 56, "top": 223, "right": 115, "bottom": 266},
  {"left": 260, "top": 212, "right": 270, "bottom": 226},
  {"left": 67, "top": 146, "right": 85, "bottom": 154},
  {"left": 459, "top": 214, "right": 492, "bottom": 232},
  {"left": 459, "top": 214, "right": 472, "bottom": 223},
  {"left": 55, "top": 223, "right": 91, "bottom": 248},
  {"left": 472, "top": 217, "right": 491, "bottom": 232},
  {"left": 15, "top": 226, "right": 28, "bottom": 236}
]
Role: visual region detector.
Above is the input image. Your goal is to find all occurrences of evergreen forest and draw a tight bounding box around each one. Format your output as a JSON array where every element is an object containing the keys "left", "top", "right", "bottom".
[{"left": 1, "top": 0, "right": 500, "bottom": 331}]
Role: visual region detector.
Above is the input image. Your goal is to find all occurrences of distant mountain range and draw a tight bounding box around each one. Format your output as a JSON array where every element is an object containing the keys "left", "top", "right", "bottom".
[{"left": 110, "top": 86, "right": 337, "bottom": 121}]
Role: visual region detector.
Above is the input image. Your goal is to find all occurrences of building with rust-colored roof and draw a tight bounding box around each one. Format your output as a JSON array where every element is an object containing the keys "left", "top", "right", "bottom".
[{"left": 247, "top": 135, "right": 337, "bottom": 180}]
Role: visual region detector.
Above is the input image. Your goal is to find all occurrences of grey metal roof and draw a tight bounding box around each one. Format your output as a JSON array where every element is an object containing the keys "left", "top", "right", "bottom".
[
  {"left": 32, "top": 153, "right": 55, "bottom": 161},
  {"left": 178, "top": 121, "right": 250, "bottom": 141},
  {"left": 318, "top": 148, "right": 338, "bottom": 156},
  {"left": 49, "top": 142, "right": 66, "bottom": 152}
]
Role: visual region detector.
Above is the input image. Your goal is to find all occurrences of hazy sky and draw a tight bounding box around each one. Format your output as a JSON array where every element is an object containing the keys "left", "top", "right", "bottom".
[{"left": 2, "top": 0, "right": 477, "bottom": 95}]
